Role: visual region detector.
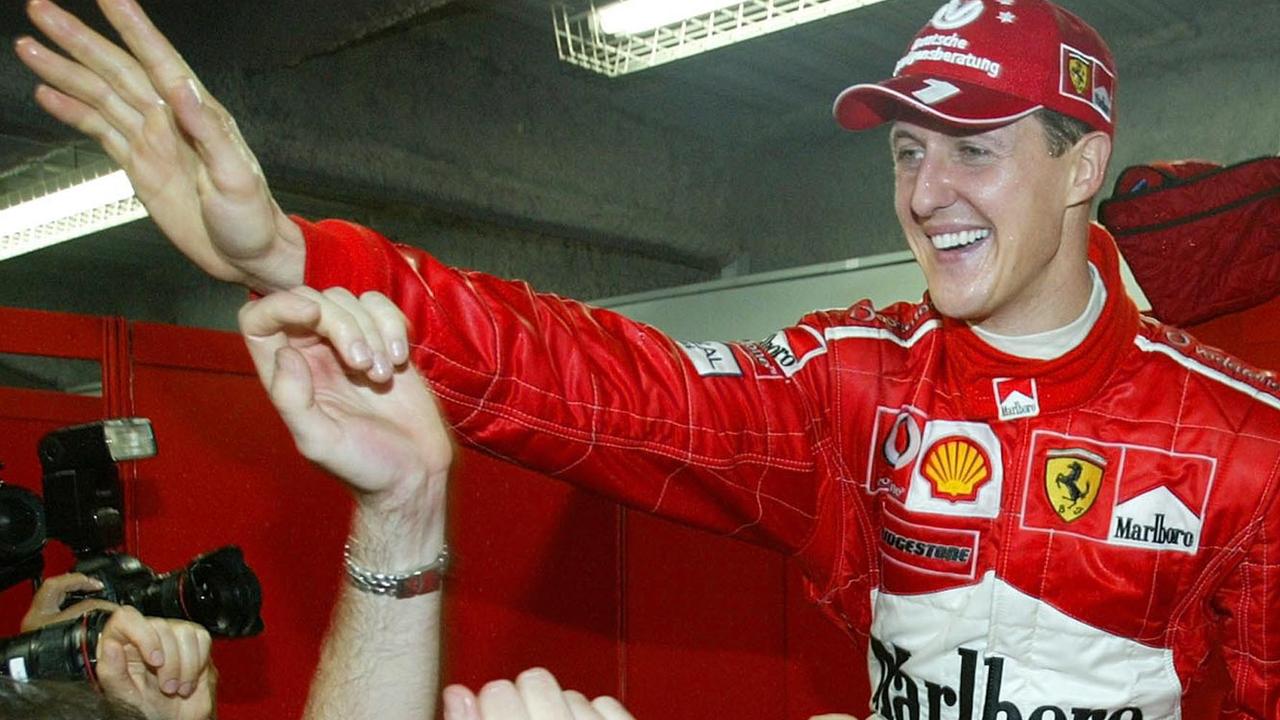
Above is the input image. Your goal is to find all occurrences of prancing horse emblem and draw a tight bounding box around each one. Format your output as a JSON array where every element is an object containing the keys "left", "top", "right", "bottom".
[{"left": 1044, "top": 448, "right": 1105, "bottom": 522}]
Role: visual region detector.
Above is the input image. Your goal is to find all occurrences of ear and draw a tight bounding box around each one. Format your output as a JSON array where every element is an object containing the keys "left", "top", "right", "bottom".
[{"left": 1066, "top": 132, "right": 1112, "bottom": 206}]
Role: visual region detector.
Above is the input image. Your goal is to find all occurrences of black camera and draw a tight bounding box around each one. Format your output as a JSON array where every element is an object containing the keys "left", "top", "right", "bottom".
[
  {"left": 0, "top": 610, "right": 111, "bottom": 682},
  {"left": 0, "top": 419, "right": 264, "bottom": 681}
]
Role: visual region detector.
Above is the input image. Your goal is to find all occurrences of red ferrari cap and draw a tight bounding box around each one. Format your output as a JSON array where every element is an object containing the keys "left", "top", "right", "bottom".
[{"left": 834, "top": 0, "right": 1116, "bottom": 135}]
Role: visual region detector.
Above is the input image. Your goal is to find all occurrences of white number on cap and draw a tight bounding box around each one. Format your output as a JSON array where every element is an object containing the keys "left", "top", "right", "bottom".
[{"left": 911, "top": 79, "right": 962, "bottom": 105}]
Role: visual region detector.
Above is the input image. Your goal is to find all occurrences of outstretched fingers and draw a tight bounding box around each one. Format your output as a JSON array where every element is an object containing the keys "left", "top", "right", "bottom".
[
  {"left": 14, "top": 34, "right": 145, "bottom": 141},
  {"left": 25, "top": 0, "right": 164, "bottom": 107}
]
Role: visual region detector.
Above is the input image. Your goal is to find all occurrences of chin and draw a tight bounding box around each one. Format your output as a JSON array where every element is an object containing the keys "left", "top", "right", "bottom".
[{"left": 926, "top": 293, "right": 989, "bottom": 322}]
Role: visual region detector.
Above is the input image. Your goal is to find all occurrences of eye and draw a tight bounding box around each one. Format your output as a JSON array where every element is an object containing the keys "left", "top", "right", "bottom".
[
  {"left": 957, "top": 143, "right": 992, "bottom": 161},
  {"left": 894, "top": 146, "right": 924, "bottom": 167}
]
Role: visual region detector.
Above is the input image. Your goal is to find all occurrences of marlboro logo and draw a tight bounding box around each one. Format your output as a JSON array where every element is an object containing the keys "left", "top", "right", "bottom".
[
  {"left": 994, "top": 377, "right": 1039, "bottom": 421},
  {"left": 870, "top": 638, "right": 1144, "bottom": 720}
]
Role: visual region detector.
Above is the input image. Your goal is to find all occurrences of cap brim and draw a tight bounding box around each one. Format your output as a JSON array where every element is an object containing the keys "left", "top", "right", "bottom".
[{"left": 834, "top": 76, "right": 1042, "bottom": 131}]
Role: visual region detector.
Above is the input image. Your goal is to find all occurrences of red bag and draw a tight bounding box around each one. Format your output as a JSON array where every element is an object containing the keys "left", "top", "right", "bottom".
[{"left": 1098, "top": 156, "right": 1280, "bottom": 327}]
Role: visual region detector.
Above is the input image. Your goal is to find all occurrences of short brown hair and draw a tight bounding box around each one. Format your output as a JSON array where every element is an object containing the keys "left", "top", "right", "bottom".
[{"left": 1034, "top": 108, "right": 1094, "bottom": 157}]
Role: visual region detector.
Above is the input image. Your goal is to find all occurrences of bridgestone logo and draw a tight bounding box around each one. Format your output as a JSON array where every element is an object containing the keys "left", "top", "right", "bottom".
[
  {"left": 1113, "top": 513, "right": 1195, "bottom": 549},
  {"left": 881, "top": 529, "right": 971, "bottom": 564}
]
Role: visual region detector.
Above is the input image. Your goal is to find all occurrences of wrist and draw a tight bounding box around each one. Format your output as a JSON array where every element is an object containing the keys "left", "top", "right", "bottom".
[
  {"left": 348, "top": 473, "right": 447, "bottom": 571},
  {"left": 244, "top": 215, "right": 307, "bottom": 292}
]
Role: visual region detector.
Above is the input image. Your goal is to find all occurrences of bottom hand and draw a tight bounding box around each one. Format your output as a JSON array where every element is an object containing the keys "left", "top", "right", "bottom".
[{"left": 442, "top": 668, "right": 634, "bottom": 720}]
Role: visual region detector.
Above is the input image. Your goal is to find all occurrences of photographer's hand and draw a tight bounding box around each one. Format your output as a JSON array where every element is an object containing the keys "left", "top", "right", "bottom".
[
  {"left": 15, "top": 0, "right": 304, "bottom": 291},
  {"left": 96, "top": 606, "right": 216, "bottom": 720},
  {"left": 20, "top": 572, "right": 114, "bottom": 632},
  {"left": 240, "top": 287, "right": 448, "bottom": 720}
]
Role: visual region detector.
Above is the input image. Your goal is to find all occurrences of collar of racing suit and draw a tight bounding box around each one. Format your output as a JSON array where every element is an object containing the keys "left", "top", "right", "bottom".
[{"left": 937, "top": 223, "right": 1142, "bottom": 420}]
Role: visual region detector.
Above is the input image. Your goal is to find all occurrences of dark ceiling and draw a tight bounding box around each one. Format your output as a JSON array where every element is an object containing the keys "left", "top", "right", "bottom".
[{"left": 0, "top": 0, "right": 1269, "bottom": 329}]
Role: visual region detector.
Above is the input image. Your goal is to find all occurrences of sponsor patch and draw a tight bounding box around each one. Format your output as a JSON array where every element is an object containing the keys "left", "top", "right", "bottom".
[
  {"left": 922, "top": 436, "right": 991, "bottom": 502},
  {"left": 905, "top": 420, "right": 1003, "bottom": 518},
  {"left": 870, "top": 639, "right": 1146, "bottom": 720},
  {"left": 879, "top": 506, "right": 978, "bottom": 580},
  {"left": 678, "top": 341, "right": 742, "bottom": 377},
  {"left": 864, "top": 406, "right": 927, "bottom": 499},
  {"left": 759, "top": 325, "right": 827, "bottom": 378},
  {"left": 1021, "top": 431, "right": 1216, "bottom": 554},
  {"left": 739, "top": 341, "right": 784, "bottom": 379},
  {"left": 994, "top": 377, "right": 1039, "bottom": 421},
  {"left": 929, "top": 0, "right": 984, "bottom": 30},
  {"left": 1044, "top": 448, "right": 1105, "bottom": 522},
  {"left": 1059, "top": 43, "right": 1115, "bottom": 121}
]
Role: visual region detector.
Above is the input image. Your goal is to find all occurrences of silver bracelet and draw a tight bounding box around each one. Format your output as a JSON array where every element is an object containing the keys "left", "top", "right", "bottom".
[{"left": 343, "top": 541, "right": 450, "bottom": 598}]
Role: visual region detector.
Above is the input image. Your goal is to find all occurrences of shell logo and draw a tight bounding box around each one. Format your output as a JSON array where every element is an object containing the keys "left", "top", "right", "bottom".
[{"left": 922, "top": 436, "right": 992, "bottom": 502}]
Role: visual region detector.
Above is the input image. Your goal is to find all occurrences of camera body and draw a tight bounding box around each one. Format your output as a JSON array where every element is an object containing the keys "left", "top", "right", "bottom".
[{"left": 0, "top": 419, "right": 264, "bottom": 682}]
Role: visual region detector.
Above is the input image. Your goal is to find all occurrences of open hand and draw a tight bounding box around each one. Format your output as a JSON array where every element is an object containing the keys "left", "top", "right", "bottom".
[{"left": 15, "top": 0, "right": 304, "bottom": 290}]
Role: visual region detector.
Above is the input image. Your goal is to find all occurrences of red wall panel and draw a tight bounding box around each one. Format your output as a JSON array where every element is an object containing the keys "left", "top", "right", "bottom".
[
  {"left": 0, "top": 307, "right": 116, "bottom": 636},
  {"left": 443, "top": 451, "right": 621, "bottom": 698},
  {"left": 622, "top": 512, "right": 788, "bottom": 719},
  {"left": 128, "top": 321, "right": 351, "bottom": 718}
]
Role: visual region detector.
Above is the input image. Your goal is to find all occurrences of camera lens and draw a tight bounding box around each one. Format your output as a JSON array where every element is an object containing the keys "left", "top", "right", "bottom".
[
  {"left": 0, "top": 610, "right": 111, "bottom": 682},
  {"left": 181, "top": 546, "right": 264, "bottom": 638},
  {"left": 0, "top": 486, "right": 46, "bottom": 562}
]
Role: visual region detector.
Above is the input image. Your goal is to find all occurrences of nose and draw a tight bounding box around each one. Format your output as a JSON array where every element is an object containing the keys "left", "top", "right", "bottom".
[{"left": 908, "top": 153, "right": 958, "bottom": 220}]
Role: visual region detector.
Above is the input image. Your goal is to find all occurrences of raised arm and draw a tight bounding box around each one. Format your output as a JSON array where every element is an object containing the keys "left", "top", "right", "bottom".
[
  {"left": 238, "top": 287, "right": 450, "bottom": 720},
  {"left": 299, "top": 218, "right": 836, "bottom": 556},
  {"left": 15, "top": 0, "right": 304, "bottom": 291}
]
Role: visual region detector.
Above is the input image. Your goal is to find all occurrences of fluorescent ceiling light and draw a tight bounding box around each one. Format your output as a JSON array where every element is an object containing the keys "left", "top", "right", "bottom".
[
  {"left": 556, "top": 0, "right": 892, "bottom": 77},
  {"left": 595, "top": 0, "right": 743, "bottom": 35},
  {"left": 0, "top": 168, "right": 148, "bottom": 262}
]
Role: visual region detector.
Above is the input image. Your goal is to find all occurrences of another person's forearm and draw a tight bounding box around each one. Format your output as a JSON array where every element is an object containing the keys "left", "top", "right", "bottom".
[{"left": 303, "top": 479, "right": 447, "bottom": 720}]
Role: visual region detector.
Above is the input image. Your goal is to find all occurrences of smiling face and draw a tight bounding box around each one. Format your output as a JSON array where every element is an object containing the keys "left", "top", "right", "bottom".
[{"left": 891, "top": 114, "right": 1103, "bottom": 335}]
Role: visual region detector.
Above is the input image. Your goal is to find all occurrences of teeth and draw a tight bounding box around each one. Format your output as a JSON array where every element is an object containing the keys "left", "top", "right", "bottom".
[{"left": 930, "top": 228, "right": 990, "bottom": 250}]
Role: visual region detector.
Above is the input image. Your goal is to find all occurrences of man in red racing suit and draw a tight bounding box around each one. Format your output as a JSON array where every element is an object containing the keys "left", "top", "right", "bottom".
[
  {"left": 17, "top": 0, "right": 1280, "bottom": 717},
  {"left": 293, "top": 214, "right": 1280, "bottom": 720}
]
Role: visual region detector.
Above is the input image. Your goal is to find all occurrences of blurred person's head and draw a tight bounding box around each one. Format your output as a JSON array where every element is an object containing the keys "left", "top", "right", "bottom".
[{"left": 0, "top": 677, "right": 145, "bottom": 720}]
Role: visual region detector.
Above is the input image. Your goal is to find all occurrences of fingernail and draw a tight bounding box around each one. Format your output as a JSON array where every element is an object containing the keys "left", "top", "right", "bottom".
[
  {"left": 442, "top": 690, "right": 466, "bottom": 718},
  {"left": 179, "top": 681, "right": 194, "bottom": 697},
  {"left": 184, "top": 78, "right": 202, "bottom": 105},
  {"left": 150, "top": 650, "right": 165, "bottom": 665},
  {"left": 162, "top": 679, "right": 179, "bottom": 694},
  {"left": 372, "top": 353, "right": 391, "bottom": 379},
  {"left": 390, "top": 339, "right": 408, "bottom": 363},
  {"left": 350, "top": 341, "right": 371, "bottom": 365}
]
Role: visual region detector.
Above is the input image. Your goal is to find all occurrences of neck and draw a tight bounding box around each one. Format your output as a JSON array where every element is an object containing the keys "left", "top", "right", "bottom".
[
  {"left": 972, "top": 264, "right": 1106, "bottom": 360},
  {"left": 975, "top": 213, "right": 1094, "bottom": 335}
]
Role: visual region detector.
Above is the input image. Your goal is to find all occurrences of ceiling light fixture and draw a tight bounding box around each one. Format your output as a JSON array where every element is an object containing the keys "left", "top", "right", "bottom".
[
  {"left": 594, "top": 0, "right": 744, "bottom": 35},
  {"left": 555, "top": 0, "right": 891, "bottom": 77},
  {"left": 0, "top": 168, "right": 148, "bottom": 262}
]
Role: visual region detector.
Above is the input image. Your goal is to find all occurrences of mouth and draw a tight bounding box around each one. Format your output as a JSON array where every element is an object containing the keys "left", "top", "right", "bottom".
[{"left": 928, "top": 228, "right": 991, "bottom": 251}]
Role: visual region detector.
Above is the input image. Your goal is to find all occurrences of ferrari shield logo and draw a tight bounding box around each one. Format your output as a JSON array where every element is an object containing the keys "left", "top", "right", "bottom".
[
  {"left": 1045, "top": 448, "right": 1105, "bottom": 522},
  {"left": 1068, "top": 56, "right": 1090, "bottom": 96}
]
